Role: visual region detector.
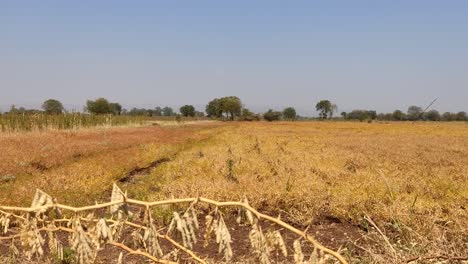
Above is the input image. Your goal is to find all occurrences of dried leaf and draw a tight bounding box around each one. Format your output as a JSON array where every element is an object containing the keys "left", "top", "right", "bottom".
[
  {"left": 31, "top": 189, "right": 54, "bottom": 214},
  {"left": 293, "top": 240, "right": 304, "bottom": 263},
  {"left": 249, "top": 224, "right": 270, "bottom": 264},
  {"left": 20, "top": 218, "right": 45, "bottom": 260},
  {"left": 71, "top": 219, "right": 97, "bottom": 264}
]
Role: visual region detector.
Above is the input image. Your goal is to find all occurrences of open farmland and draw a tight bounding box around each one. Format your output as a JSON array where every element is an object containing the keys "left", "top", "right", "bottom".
[
  {"left": 0, "top": 122, "right": 221, "bottom": 205},
  {"left": 0, "top": 121, "right": 467, "bottom": 263}
]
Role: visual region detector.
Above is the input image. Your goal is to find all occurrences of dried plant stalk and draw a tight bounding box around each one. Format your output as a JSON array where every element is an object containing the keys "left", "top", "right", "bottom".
[
  {"left": 0, "top": 189, "right": 348, "bottom": 264},
  {"left": 249, "top": 224, "right": 270, "bottom": 264},
  {"left": 144, "top": 224, "right": 164, "bottom": 257},
  {"left": 71, "top": 219, "right": 97, "bottom": 264},
  {"left": 20, "top": 218, "right": 44, "bottom": 260},
  {"left": 215, "top": 214, "right": 233, "bottom": 261},
  {"left": 293, "top": 240, "right": 304, "bottom": 263},
  {"left": 0, "top": 212, "right": 10, "bottom": 234},
  {"left": 95, "top": 218, "right": 113, "bottom": 245}
]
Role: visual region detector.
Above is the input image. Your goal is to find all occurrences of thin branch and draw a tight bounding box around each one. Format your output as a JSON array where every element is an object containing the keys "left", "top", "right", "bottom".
[
  {"left": 0, "top": 209, "right": 27, "bottom": 221},
  {"left": 109, "top": 241, "right": 177, "bottom": 264},
  {"left": 0, "top": 196, "right": 348, "bottom": 264},
  {"left": 364, "top": 214, "right": 397, "bottom": 258},
  {"left": 0, "top": 225, "right": 177, "bottom": 264},
  {"left": 160, "top": 234, "right": 207, "bottom": 264}
]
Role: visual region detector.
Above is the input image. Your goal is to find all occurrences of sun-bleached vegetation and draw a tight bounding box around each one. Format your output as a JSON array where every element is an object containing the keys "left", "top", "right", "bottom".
[
  {"left": 0, "top": 113, "right": 145, "bottom": 132},
  {"left": 0, "top": 121, "right": 467, "bottom": 263},
  {"left": 0, "top": 186, "right": 346, "bottom": 264}
]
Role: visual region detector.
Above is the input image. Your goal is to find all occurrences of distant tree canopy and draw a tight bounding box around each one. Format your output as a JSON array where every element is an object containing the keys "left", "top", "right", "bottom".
[
  {"left": 407, "top": 105, "right": 424, "bottom": 121},
  {"left": 109, "top": 103, "right": 122, "bottom": 115},
  {"left": 440, "top": 111, "right": 467, "bottom": 121},
  {"left": 5, "top": 96, "right": 468, "bottom": 123},
  {"left": 7, "top": 105, "right": 41, "bottom": 115},
  {"left": 239, "top": 108, "right": 260, "bottom": 121},
  {"left": 125, "top": 106, "right": 176, "bottom": 117},
  {"left": 282, "top": 107, "right": 297, "bottom": 120},
  {"left": 127, "top": 108, "right": 149, "bottom": 116},
  {"left": 368, "top": 109, "right": 468, "bottom": 122},
  {"left": 162, "top": 106, "right": 175, "bottom": 117},
  {"left": 86, "top": 98, "right": 113, "bottom": 114},
  {"left": 180, "top": 105, "right": 196, "bottom": 117},
  {"left": 423, "top": 109, "right": 441, "bottom": 121},
  {"left": 195, "top": 111, "right": 205, "bottom": 117},
  {"left": 344, "top": 110, "right": 377, "bottom": 121},
  {"left": 154, "top": 107, "right": 163, "bottom": 116},
  {"left": 206, "top": 98, "right": 223, "bottom": 118},
  {"left": 263, "top": 109, "right": 282, "bottom": 122},
  {"left": 456, "top": 111, "right": 467, "bottom": 121},
  {"left": 206, "top": 96, "right": 242, "bottom": 120},
  {"left": 315, "top": 100, "right": 337, "bottom": 119},
  {"left": 42, "top": 99, "right": 64, "bottom": 114},
  {"left": 392, "top": 110, "right": 406, "bottom": 121}
]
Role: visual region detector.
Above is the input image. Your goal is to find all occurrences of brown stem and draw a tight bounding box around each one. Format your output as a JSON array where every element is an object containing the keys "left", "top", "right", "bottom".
[
  {"left": 109, "top": 241, "right": 177, "bottom": 264},
  {"left": 0, "top": 196, "right": 348, "bottom": 264},
  {"left": 160, "top": 234, "right": 207, "bottom": 264}
]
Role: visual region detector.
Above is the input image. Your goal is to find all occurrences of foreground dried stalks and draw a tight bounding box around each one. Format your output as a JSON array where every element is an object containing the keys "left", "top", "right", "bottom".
[{"left": 0, "top": 185, "right": 347, "bottom": 263}]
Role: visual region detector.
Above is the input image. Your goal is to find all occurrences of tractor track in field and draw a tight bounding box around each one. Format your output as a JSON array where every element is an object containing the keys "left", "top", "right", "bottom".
[{"left": 118, "top": 157, "right": 172, "bottom": 184}]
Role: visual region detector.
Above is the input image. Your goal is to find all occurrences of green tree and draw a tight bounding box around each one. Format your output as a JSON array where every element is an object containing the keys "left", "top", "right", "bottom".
[
  {"left": 239, "top": 108, "right": 259, "bottom": 121},
  {"left": 455, "top": 111, "right": 467, "bottom": 121},
  {"left": 162, "top": 106, "right": 174, "bottom": 116},
  {"left": 346, "top": 110, "right": 371, "bottom": 121},
  {"left": 220, "top": 96, "right": 242, "bottom": 120},
  {"left": 180, "top": 105, "right": 196, "bottom": 117},
  {"left": 263, "top": 109, "right": 282, "bottom": 121},
  {"left": 315, "top": 100, "right": 334, "bottom": 119},
  {"left": 86, "top": 98, "right": 112, "bottom": 114},
  {"left": 206, "top": 98, "right": 223, "bottom": 118},
  {"left": 377, "top": 113, "right": 393, "bottom": 120},
  {"left": 282, "top": 107, "right": 297, "bottom": 120},
  {"left": 407, "top": 105, "right": 423, "bottom": 121},
  {"left": 367, "top": 110, "right": 377, "bottom": 120},
  {"left": 344, "top": 110, "right": 377, "bottom": 121},
  {"left": 206, "top": 96, "right": 242, "bottom": 120},
  {"left": 9, "top": 105, "right": 20, "bottom": 114},
  {"left": 109, "top": 103, "right": 122, "bottom": 115},
  {"left": 442, "top": 112, "right": 454, "bottom": 121},
  {"left": 154, "top": 107, "right": 163, "bottom": 116},
  {"left": 195, "top": 111, "right": 205, "bottom": 117},
  {"left": 424, "top": 109, "right": 441, "bottom": 121},
  {"left": 42, "top": 99, "right": 64, "bottom": 114},
  {"left": 330, "top": 104, "right": 338, "bottom": 118},
  {"left": 242, "top": 108, "right": 254, "bottom": 117},
  {"left": 392, "top": 110, "right": 406, "bottom": 121}
]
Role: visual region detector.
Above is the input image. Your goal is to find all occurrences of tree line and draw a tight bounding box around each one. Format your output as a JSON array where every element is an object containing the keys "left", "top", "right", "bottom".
[
  {"left": 1, "top": 97, "right": 467, "bottom": 122},
  {"left": 340, "top": 106, "right": 467, "bottom": 122}
]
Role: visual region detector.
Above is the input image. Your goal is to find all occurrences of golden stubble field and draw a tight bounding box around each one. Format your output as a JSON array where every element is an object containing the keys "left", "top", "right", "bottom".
[
  {"left": 0, "top": 121, "right": 467, "bottom": 262},
  {"left": 0, "top": 123, "right": 221, "bottom": 205}
]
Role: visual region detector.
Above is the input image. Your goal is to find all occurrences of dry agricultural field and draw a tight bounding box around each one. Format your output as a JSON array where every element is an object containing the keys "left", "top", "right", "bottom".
[{"left": 0, "top": 121, "right": 467, "bottom": 263}]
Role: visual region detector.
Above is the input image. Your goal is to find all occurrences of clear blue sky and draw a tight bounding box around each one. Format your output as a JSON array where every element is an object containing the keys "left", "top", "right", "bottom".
[{"left": 1, "top": 0, "right": 467, "bottom": 115}]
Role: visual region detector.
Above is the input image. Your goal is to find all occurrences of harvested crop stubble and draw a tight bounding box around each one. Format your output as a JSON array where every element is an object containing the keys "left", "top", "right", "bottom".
[
  {"left": 0, "top": 123, "right": 223, "bottom": 205},
  {"left": 1, "top": 121, "right": 467, "bottom": 262},
  {"left": 132, "top": 122, "right": 468, "bottom": 263}
]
